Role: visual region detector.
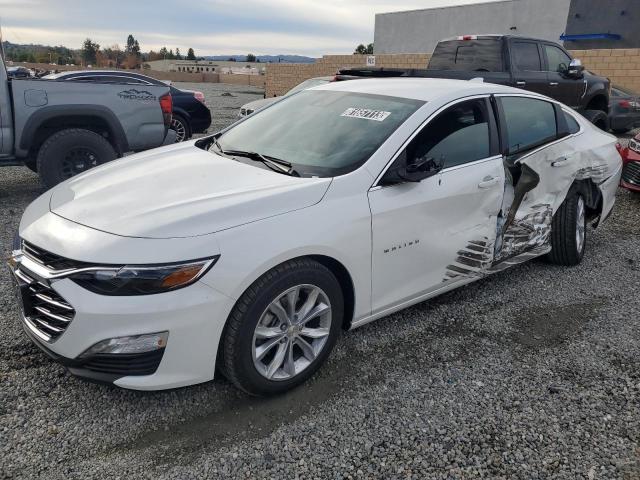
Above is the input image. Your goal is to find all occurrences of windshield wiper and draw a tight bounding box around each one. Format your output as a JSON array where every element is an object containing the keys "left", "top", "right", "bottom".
[{"left": 209, "top": 137, "right": 299, "bottom": 176}]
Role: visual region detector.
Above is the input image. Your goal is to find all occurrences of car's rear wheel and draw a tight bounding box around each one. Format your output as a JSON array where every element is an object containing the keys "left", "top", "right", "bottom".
[
  {"left": 220, "top": 258, "right": 343, "bottom": 396},
  {"left": 36, "top": 128, "right": 117, "bottom": 189},
  {"left": 170, "top": 114, "right": 191, "bottom": 142},
  {"left": 546, "top": 192, "right": 586, "bottom": 266}
]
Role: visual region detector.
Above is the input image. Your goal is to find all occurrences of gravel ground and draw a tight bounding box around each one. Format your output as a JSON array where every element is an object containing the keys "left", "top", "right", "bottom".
[{"left": 0, "top": 103, "right": 639, "bottom": 478}]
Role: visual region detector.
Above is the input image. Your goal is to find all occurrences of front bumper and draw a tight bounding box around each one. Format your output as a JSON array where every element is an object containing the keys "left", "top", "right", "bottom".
[
  {"left": 7, "top": 244, "right": 235, "bottom": 390},
  {"left": 621, "top": 151, "right": 640, "bottom": 192},
  {"left": 610, "top": 112, "right": 640, "bottom": 131}
]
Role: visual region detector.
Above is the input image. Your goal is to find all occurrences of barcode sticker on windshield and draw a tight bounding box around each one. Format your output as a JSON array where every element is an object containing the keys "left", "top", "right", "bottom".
[{"left": 341, "top": 108, "right": 391, "bottom": 122}]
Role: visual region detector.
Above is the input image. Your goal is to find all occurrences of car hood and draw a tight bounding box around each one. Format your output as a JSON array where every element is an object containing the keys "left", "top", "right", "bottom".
[
  {"left": 242, "top": 97, "right": 278, "bottom": 112},
  {"left": 49, "top": 143, "right": 332, "bottom": 239}
]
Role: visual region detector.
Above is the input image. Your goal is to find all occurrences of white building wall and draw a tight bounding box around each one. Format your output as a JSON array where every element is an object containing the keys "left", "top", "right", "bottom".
[{"left": 374, "top": 0, "right": 572, "bottom": 54}]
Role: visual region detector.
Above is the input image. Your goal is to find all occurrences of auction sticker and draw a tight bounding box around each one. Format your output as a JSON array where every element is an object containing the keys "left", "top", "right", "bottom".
[{"left": 341, "top": 107, "right": 391, "bottom": 122}]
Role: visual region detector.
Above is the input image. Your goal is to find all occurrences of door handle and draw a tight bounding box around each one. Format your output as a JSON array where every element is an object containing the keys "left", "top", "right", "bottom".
[
  {"left": 516, "top": 81, "right": 526, "bottom": 86},
  {"left": 478, "top": 176, "right": 500, "bottom": 189},
  {"left": 549, "top": 82, "right": 559, "bottom": 86},
  {"left": 551, "top": 157, "right": 570, "bottom": 167}
]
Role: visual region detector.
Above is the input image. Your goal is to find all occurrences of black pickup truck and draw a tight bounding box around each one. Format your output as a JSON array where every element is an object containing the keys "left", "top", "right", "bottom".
[{"left": 339, "top": 35, "right": 611, "bottom": 129}]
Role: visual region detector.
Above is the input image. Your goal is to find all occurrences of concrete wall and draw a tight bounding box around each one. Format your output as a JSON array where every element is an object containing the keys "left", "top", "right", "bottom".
[
  {"left": 564, "top": 0, "right": 640, "bottom": 50},
  {"left": 265, "top": 49, "right": 640, "bottom": 98},
  {"left": 374, "top": 0, "right": 571, "bottom": 54}
]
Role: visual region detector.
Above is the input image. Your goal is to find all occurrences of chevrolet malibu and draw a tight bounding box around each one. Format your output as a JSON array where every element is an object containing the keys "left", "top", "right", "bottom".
[{"left": 9, "top": 79, "right": 623, "bottom": 395}]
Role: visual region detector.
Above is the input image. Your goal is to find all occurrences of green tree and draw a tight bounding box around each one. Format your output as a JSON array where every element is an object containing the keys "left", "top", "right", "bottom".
[
  {"left": 82, "top": 38, "right": 100, "bottom": 65},
  {"left": 175, "top": 48, "right": 182, "bottom": 60},
  {"left": 246, "top": 53, "right": 256, "bottom": 62},
  {"left": 354, "top": 43, "right": 373, "bottom": 55},
  {"left": 125, "top": 34, "right": 141, "bottom": 57},
  {"left": 186, "top": 48, "right": 196, "bottom": 60}
]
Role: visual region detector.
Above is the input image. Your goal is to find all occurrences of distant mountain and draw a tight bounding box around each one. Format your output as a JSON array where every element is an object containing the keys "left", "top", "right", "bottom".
[{"left": 203, "top": 55, "right": 316, "bottom": 64}]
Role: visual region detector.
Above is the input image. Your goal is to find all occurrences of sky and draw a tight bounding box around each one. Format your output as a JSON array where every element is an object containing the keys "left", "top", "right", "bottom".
[{"left": 0, "top": 0, "right": 500, "bottom": 57}]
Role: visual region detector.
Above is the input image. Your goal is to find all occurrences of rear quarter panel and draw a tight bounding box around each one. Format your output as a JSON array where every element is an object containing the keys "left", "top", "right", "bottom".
[{"left": 10, "top": 79, "right": 169, "bottom": 153}]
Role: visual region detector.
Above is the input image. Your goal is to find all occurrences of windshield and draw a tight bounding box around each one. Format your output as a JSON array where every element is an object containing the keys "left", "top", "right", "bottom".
[
  {"left": 217, "top": 90, "right": 424, "bottom": 177},
  {"left": 284, "top": 78, "right": 330, "bottom": 97}
]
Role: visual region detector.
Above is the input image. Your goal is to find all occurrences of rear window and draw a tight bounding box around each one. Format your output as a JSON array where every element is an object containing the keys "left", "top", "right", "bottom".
[{"left": 428, "top": 39, "right": 504, "bottom": 72}]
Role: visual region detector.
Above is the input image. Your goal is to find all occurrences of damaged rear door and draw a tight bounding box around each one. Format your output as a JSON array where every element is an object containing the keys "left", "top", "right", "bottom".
[
  {"left": 491, "top": 95, "right": 579, "bottom": 266},
  {"left": 369, "top": 97, "right": 505, "bottom": 314}
]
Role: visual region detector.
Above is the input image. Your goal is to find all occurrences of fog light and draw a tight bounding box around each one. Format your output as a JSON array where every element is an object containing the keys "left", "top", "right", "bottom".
[{"left": 79, "top": 332, "right": 169, "bottom": 358}]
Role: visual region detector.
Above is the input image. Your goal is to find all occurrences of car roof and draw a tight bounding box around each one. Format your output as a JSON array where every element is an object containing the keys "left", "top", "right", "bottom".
[
  {"left": 46, "top": 70, "right": 152, "bottom": 79},
  {"left": 313, "top": 77, "right": 532, "bottom": 102}
]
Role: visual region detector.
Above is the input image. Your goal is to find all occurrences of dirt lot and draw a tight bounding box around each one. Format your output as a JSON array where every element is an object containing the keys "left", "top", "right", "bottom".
[{"left": 0, "top": 90, "right": 638, "bottom": 479}]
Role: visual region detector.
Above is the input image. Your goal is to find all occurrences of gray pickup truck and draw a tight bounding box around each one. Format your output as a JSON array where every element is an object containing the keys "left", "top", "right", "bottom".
[{"left": 0, "top": 54, "right": 174, "bottom": 188}]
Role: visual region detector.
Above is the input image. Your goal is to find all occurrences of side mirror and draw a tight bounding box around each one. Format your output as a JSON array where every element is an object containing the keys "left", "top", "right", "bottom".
[
  {"left": 385, "top": 155, "right": 444, "bottom": 184},
  {"left": 567, "top": 59, "right": 585, "bottom": 79}
]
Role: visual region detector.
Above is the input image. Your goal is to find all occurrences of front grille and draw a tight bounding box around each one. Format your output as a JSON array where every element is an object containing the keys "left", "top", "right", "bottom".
[
  {"left": 81, "top": 349, "right": 165, "bottom": 376},
  {"left": 22, "top": 240, "right": 88, "bottom": 271},
  {"left": 17, "top": 268, "right": 75, "bottom": 342},
  {"left": 622, "top": 161, "right": 640, "bottom": 186}
]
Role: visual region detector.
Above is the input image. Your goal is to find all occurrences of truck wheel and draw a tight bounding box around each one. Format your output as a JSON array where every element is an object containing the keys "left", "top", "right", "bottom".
[
  {"left": 546, "top": 192, "right": 586, "bottom": 266},
  {"left": 37, "top": 129, "right": 117, "bottom": 189},
  {"left": 170, "top": 114, "right": 191, "bottom": 142},
  {"left": 581, "top": 110, "right": 608, "bottom": 131}
]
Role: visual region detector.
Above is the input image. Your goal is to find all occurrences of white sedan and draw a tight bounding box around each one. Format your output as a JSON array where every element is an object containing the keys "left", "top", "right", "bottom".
[{"left": 9, "top": 78, "right": 622, "bottom": 395}]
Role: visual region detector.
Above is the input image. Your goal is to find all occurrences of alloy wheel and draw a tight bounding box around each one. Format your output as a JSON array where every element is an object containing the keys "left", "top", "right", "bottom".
[
  {"left": 171, "top": 118, "right": 187, "bottom": 142},
  {"left": 252, "top": 284, "right": 332, "bottom": 381},
  {"left": 61, "top": 147, "right": 99, "bottom": 178},
  {"left": 576, "top": 195, "right": 586, "bottom": 253}
]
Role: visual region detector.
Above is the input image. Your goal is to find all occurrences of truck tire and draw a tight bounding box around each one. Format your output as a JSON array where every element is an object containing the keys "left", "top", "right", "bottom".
[
  {"left": 546, "top": 192, "right": 586, "bottom": 266},
  {"left": 37, "top": 128, "right": 117, "bottom": 189},
  {"left": 581, "top": 110, "right": 608, "bottom": 131}
]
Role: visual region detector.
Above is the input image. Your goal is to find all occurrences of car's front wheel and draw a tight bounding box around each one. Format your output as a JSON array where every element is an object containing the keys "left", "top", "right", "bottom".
[
  {"left": 546, "top": 192, "right": 587, "bottom": 266},
  {"left": 220, "top": 259, "right": 343, "bottom": 396}
]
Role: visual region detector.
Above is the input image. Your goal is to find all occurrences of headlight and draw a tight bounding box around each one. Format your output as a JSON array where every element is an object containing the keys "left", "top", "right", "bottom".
[
  {"left": 70, "top": 257, "right": 218, "bottom": 296},
  {"left": 629, "top": 138, "right": 640, "bottom": 154}
]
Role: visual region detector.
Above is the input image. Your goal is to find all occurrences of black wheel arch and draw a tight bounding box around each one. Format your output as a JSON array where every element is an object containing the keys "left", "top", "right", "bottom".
[
  {"left": 19, "top": 105, "right": 128, "bottom": 158},
  {"left": 569, "top": 179, "right": 603, "bottom": 225}
]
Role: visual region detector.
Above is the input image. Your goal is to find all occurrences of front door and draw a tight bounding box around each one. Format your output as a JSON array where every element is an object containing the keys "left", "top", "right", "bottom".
[
  {"left": 542, "top": 43, "right": 582, "bottom": 109},
  {"left": 369, "top": 98, "right": 505, "bottom": 314}
]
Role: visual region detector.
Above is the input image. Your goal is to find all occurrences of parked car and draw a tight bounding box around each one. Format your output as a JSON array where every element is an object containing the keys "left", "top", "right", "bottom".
[
  {"left": 339, "top": 34, "right": 611, "bottom": 129},
  {"left": 239, "top": 76, "right": 334, "bottom": 117},
  {"left": 6, "top": 66, "right": 33, "bottom": 78},
  {"left": 43, "top": 70, "right": 212, "bottom": 142},
  {"left": 9, "top": 78, "right": 622, "bottom": 395},
  {"left": 0, "top": 56, "right": 174, "bottom": 188},
  {"left": 620, "top": 133, "right": 640, "bottom": 192},
  {"left": 609, "top": 85, "right": 640, "bottom": 134}
]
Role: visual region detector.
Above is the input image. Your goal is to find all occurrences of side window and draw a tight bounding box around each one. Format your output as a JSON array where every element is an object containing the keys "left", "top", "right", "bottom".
[
  {"left": 564, "top": 111, "right": 581, "bottom": 134},
  {"left": 406, "top": 99, "right": 491, "bottom": 169},
  {"left": 512, "top": 42, "right": 542, "bottom": 71},
  {"left": 500, "top": 97, "right": 557, "bottom": 154},
  {"left": 543, "top": 45, "right": 572, "bottom": 73}
]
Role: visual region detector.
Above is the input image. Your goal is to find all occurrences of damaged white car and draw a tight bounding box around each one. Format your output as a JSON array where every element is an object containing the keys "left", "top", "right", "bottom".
[{"left": 10, "top": 79, "right": 622, "bottom": 395}]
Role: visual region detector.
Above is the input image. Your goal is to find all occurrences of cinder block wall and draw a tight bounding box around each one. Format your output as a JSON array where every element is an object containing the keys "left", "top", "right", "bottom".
[
  {"left": 569, "top": 49, "right": 640, "bottom": 93},
  {"left": 266, "top": 50, "right": 640, "bottom": 97},
  {"left": 265, "top": 54, "right": 431, "bottom": 97}
]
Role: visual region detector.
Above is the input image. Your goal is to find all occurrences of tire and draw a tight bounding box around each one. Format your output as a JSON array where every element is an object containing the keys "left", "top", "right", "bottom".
[
  {"left": 23, "top": 157, "right": 38, "bottom": 173},
  {"left": 37, "top": 128, "right": 117, "bottom": 189},
  {"left": 170, "top": 114, "right": 191, "bottom": 142},
  {"left": 220, "top": 258, "right": 344, "bottom": 396},
  {"left": 581, "top": 109, "right": 608, "bottom": 131},
  {"left": 546, "top": 192, "right": 587, "bottom": 266}
]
